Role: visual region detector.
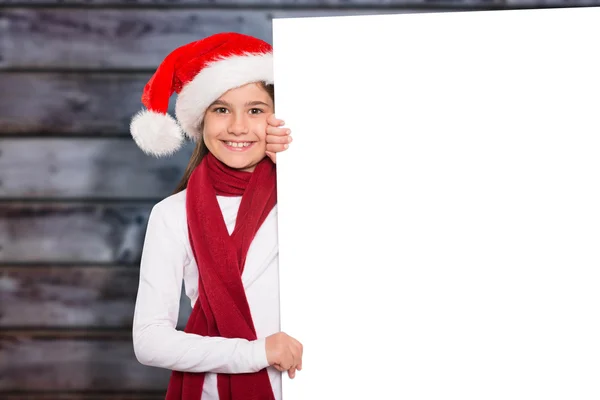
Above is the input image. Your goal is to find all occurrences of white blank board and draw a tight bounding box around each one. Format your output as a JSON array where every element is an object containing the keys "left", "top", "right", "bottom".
[{"left": 273, "top": 7, "right": 600, "bottom": 400}]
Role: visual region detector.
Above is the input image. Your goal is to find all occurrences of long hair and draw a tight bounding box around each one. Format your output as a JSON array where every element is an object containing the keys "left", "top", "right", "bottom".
[{"left": 172, "top": 82, "right": 275, "bottom": 194}]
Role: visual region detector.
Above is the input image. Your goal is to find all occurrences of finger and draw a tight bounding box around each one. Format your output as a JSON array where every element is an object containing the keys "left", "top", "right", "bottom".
[
  {"left": 292, "top": 349, "right": 301, "bottom": 371},
  {"left": 267, "top": 114, "right": 285, "bottom": 127},
  {"left": 288, "top": 367, "right": 296, "bottom": 379},
  {"left": 291, "top": 339, "right": 303, "bottom": 357},
  {"left": 273, "top": 364, "right": 286, "bottom": 372},
  {"left": 291, "top": 342, "right": 302, "bottom": 370},
  {"left": 290, "top": 347, "right": 299, "bottom": 373},
  {"left": 281, "top": 355, "right": 293, "bottom": 370},
  {"left": 289, "top": 342, "right": 300, "bottom": 359},
  {"left": 266, "top": 125, "right": 291, "bottom": 136},
  {"left": 266, "top": 143, "right": 288, "bottom": 153},
  {"left": 265, "top": 151, "right": 276, "bottom": 164},
  {"left": 266, "top": 133, "right": 292, "bottom": 145}
]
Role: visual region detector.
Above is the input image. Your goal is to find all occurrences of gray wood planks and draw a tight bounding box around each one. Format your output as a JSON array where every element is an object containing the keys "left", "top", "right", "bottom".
[
  {"left": 0, "top": 202, "right": 154, "bottom": 263},
  {"left": 0, "top": 72, "right": 154, "bottom": 134},
  {"left": 0, "top": 138, "right": 194, "bottom": 198},
  {"left": 0, "top": 266, "right": 193, "bottom": 329},
  {"left": 0, "top": 9, "right": 271, "bottom": 69},
  {"left": 0, "top": 266, "right": 193, "bottom": 393},
  {"left": 2, "top": 0, "right": 591, "bottom": 7},
  {"left": 1, "top": 394, "right": 165, "bottom": 400},
  {"left": 0, "top": 8, "right": 430, "bottom": 69},
  {"left": 0, "top": 0, "right": 504, "bottom": 6},
  {"left": 0, "top": 331, "right": 171, "bottom": 391}
]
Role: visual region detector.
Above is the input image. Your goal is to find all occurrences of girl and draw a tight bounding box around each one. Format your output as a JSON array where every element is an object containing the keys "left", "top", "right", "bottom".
[{"left": 129, "top": 32, "right": 301, "bottom": 400}]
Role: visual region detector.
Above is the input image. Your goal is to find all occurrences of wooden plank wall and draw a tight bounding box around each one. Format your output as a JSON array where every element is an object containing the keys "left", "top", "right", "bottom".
[{"left": 0, "top": 0, "right": 596, "bottom": 398}]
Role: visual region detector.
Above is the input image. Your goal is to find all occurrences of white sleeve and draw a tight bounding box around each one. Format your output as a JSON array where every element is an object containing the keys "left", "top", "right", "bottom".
[{"left": 132, "top": 201, "right": 270, "bottom": 374}]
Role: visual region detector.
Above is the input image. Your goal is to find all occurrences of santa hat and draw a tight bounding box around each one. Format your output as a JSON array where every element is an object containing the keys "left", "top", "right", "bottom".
[{"left": 130, "top": 32, "right": 274, "bottom": 157}]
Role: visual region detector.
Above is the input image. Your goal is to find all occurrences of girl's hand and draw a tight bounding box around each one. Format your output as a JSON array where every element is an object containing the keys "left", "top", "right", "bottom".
[
  {"left": 265, "top": 332, "right": 303, "bottom": 379},
  {"left": 265, "top": 114, "right": 292, "bottom": 164}
]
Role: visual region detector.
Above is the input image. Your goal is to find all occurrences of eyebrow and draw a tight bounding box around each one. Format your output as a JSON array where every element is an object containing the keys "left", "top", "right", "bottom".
[{"left": 210, "top": 100, "right": 271, "bottom": 107}]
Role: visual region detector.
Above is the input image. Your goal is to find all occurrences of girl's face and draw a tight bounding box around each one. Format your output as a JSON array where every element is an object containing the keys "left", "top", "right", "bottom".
[{"left": 202, "top": 82, "right": 274, "bottom": 172}]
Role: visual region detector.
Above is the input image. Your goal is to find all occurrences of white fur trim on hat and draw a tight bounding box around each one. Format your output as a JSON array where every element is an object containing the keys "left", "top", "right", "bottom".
[
  {"left": 130, "top": 109, "right": 185, "bottom": 157},
  {"left": 175, "top": 52, "right": 274, "bottom": 140}
]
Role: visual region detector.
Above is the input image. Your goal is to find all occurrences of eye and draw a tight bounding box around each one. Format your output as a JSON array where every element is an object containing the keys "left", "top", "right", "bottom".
[
  {"left": 213, "top": 107, "right": 228, "bottom": 113},
  {"left": 249, "top": 108, "right": 263, "bottom": 115}
]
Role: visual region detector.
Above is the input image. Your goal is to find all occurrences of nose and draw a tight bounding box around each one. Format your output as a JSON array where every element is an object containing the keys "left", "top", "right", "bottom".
[{"left": 227, "top": 113, "right": 249, "bottom": 136}]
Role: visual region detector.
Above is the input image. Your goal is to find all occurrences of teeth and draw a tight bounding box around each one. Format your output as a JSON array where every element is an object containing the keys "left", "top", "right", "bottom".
[{"left": 226, "top": 141, "right": 252, "bottom": 148}]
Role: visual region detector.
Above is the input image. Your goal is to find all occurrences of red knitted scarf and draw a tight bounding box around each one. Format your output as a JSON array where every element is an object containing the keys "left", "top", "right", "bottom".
[{"left": 165, "top": 151, "right": 277, "bottom": 400}]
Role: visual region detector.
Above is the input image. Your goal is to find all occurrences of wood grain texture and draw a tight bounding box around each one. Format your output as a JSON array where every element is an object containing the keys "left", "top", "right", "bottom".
[
  {"left": 0, "top": 0, "right": 505, "bottom": 6},
  {"left": 1, "top": 393, "right": 164, "bottom": 400},
  {"left": 0, "top": 202, "right": 154, "bottom": 263},
  {"left": 0, "top": 9, "right": 266, "bottom": 69},
  {"left": 503, "top": 0, "right": 600, "bottom": 5},
  {"left": 0, "top": 266, "right": 193, "bottom": 329},
  {"left": 0, "top": 72, "right": 153, "bottom": 134},
  {"left": 1, "top": 0, "right": 594, "bottom": 7},
  {"left": 0, "top": 8, "right": 429, "bottom": 70},
  {"left": 0, "top": 332, "right": 170, "bottom": 391},
  {"left": 0, "top": 138, "right": 193, "bottom": 198}
]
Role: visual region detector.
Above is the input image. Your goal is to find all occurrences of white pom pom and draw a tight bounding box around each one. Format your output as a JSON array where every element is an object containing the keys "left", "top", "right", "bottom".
[{"left": 130, "top": 109, "right": 185, "bottom": 157}]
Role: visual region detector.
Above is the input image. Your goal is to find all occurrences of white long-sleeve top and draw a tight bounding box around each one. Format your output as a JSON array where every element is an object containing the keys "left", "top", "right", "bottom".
[{"left": 132, "top": 188, "right": 282, "bottom": 399}]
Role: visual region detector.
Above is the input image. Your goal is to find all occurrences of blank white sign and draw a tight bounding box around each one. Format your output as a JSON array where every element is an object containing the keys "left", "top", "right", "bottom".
[{"left": 272, "top": 7, "right": 600, "bottom": 400}]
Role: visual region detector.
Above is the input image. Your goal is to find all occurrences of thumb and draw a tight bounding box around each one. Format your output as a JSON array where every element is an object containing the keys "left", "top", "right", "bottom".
[
  {"left": 288, "top": 367, "right": 297, "bottom": 379},
  {"left": 266, "top": 151, "right": 277, "bottom": 164}
]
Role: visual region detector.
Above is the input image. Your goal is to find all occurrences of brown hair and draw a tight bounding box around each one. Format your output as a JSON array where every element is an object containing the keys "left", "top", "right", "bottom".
[{"left": 172, "top": 82, "right": 275, "bottom": 194}]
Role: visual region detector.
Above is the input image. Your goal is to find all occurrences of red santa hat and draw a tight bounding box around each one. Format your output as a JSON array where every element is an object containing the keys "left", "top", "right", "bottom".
[{"left": 130, "top": 32, "right": 274, "bottom": 157}]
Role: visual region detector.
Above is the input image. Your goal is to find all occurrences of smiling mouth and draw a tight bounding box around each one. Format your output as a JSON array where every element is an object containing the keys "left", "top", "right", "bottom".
[{"left": 221, "top": 140, "right": 256, "bottom": 151}]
